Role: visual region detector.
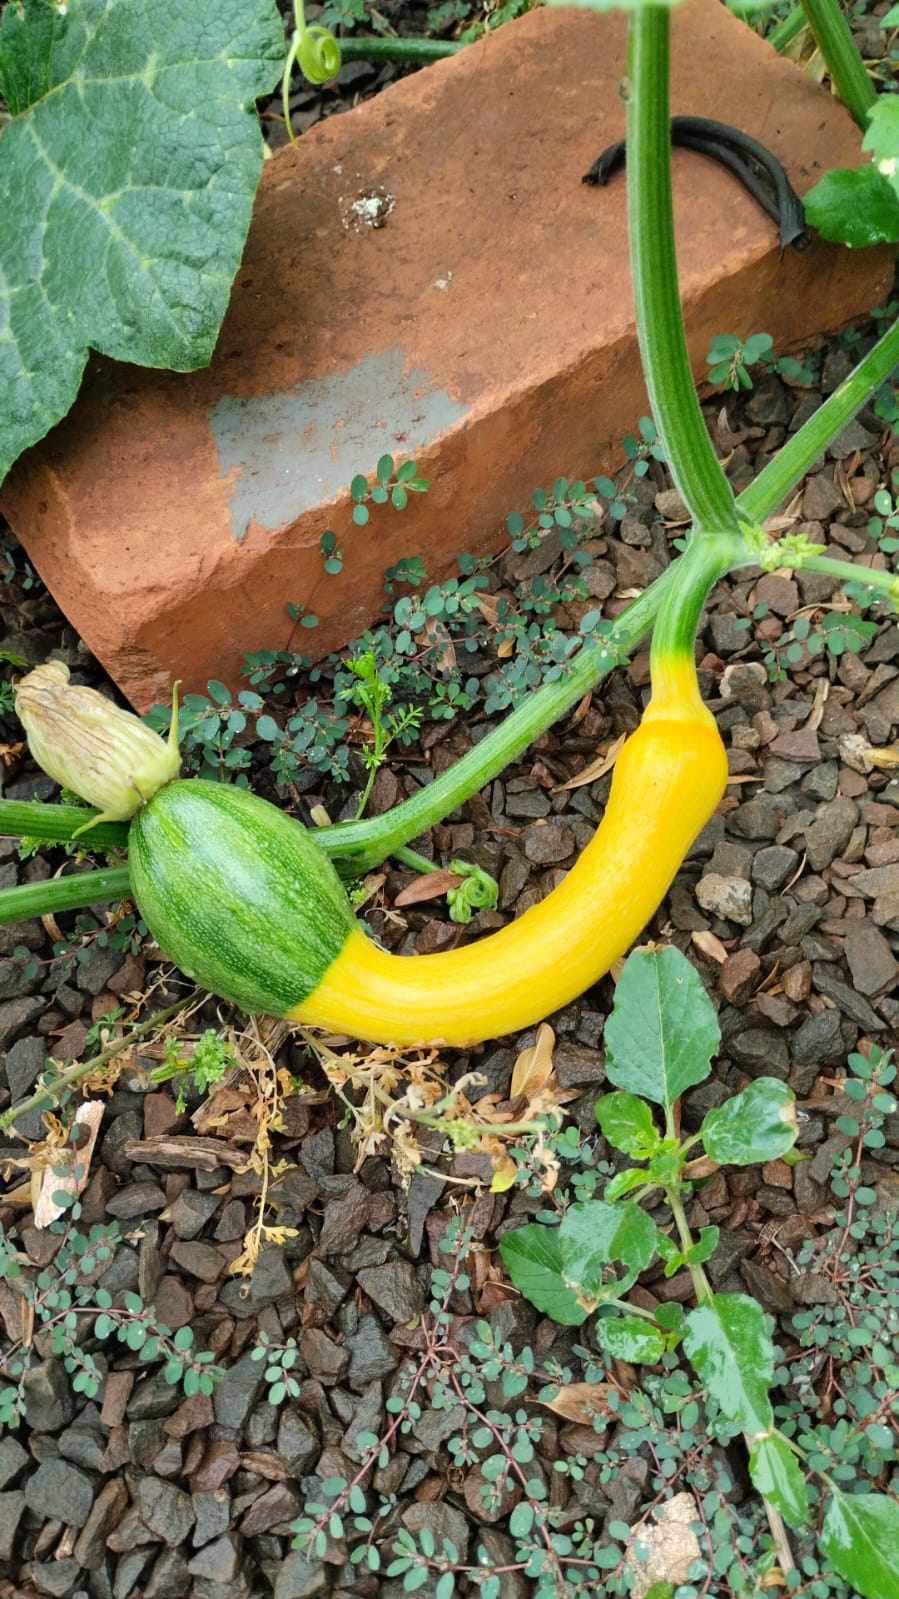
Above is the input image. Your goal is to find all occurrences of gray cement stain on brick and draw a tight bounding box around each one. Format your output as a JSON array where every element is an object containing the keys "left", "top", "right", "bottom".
[{"left": 210, "top": 346, "right": 468, "bottom": 540}]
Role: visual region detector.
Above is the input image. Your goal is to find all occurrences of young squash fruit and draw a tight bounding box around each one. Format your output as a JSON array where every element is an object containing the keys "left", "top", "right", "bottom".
[{"left": 17, "top": 580, "right": 726, "bottom": 1048}]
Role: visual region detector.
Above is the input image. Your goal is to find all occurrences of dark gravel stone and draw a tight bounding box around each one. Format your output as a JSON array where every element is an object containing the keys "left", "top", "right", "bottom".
[
  {"left": 24, "top": 1360, "right": 75, "bottom": 1432},
  {"left": 357, "top": 1260, "right": 423, "bottom": 1323},
  {"left": 603, "top": 1455, "right": 649, "bottom": 1522},
  {"left": 741, "top": 1258, "right": 794, "bottom": 1312},
  {"left": 170, "top": 1189, "right": 220, "bottom": 1239},
  {"left": 0, "top": 1490, "right": 25, "bottom": 1560},
  {"left": 30, "top": 1558, "right": 81, "bottom": 1596},
  {"left": 300, "top": 1328, "right": 349, "bottom": 1384},
  {"left": 188, "top": 1533, "right": 241, "bottom": 1582},
  {"left": 751, "top": 846, "right": 799, "bottom": 891},
  {"left": 213, "top": 1350, "right": 265, "bottom": 1430},
  {"left": 794, "top": 1272, "right": 840, "bottom": 1307},
  {"left": 25, "top": 1459, "right": 95, "bottom": 1528},
  {"left": 168, "top": 1240, "right": 223, "bottom": 1282},
  {"left": 792, "top": 1009, "right": 844, "bottom": 1068},
  {"left": 843, "top": 921, "right": 898, "bottom": 996},
  {"left": 554, "top": 1042, "right": 605, "bottom": 1087},
  {"left": 143, "top": 1546, "right": 191, "bottom": 1599},
  {"left": 728, "top": 796, "right": 786, "bottom": 840},
  {"left": 505, "top": 788, "right": 550, "bottom": 819},
  {"left": 274, "top": 1552, "right": 327, "bottom": 1598},
  {"left": 0, "top": 995, "right": 44, "bottom": 1050},
  {"left": 812, "top": 966, "right": 885, "bottom": 1031},
  {"left": 346, "top": 1315, "right": 398, "bottom": 1388},
  {"left": 192, "top": 1489, "right": 231, "bottom": 1549},
  {"left": 401, "top": 1500, "right": 470, "bottom": 1562},
  {"left": 521, "top": 822, "right": 574, "bottom": 865},
  {"left": 804, "top": 797, "right": 858, "bottom": 872},
  {"left": 0, "top": 1434, "right": 29, "bottom": 1489},
  {"left": 247, "top": 1244, "right": 294, "bottom": 1304},
  {"left": 106, "top": 1181, "right": 167, "bottom": 1219},
  {"left": 317, "top": 1182, "right": 371, "bottom": 1255},
  {"left": 729, "top": 1029, "right": 789, "bottom": 1080},
  {"left": 240, "top": 1481, "right": 301, "bottom": 1535},
  {"left": 276, "top": 1410, "right": 319, "bottom": 1473},
  {"left": 113, "top": 1551, "right": 154, "bottom": 1599},
  {"left": 706, "top": 1229, "right": 754, "bottom": 1287},
  {"left": 73, "top": 1479, "right": 129, "bottom": 1569},
  {"left": 136, "top": 1476, "right": 196, "bottom": 1545},
  {"left": 58, "top": 1407, "right": 106, "bottom": 1470}
]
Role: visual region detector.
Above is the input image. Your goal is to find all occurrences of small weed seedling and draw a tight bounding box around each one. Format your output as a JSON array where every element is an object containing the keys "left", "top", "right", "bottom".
[
  {"left": 350, "top": 454, "right": 430, "bottom": 527},
  {"left": 501, "top": 943, "right": 898, "bottom": 1598},
  {"left": 705, "top": 332, "right": 813, "bottom": 392}
]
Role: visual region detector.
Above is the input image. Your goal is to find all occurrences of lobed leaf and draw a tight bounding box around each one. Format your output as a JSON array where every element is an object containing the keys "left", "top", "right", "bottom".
[
  {"left": 0, "top": 0, "right": 284, "bottom": 482},
  {"left": 804, "top": 167, "right": 899, "bottom": 248}
]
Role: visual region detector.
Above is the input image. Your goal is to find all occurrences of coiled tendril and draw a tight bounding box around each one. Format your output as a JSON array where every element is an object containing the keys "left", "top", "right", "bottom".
[{"left": 281, "top": 0, "right": 342, "bottom": 142}]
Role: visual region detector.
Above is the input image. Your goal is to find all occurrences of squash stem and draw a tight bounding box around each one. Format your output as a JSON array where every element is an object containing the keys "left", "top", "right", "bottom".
[
  {"left": 649, "top": 536, "right": 740, "bottom": 710},
  {"left": 315, "top": 562, "right": 680, "bottom": 876},
  {"left": 736, "top": 315, "right": 899, "bottom": 525},
  {"left": 0, "top": 800, "right": 129, "bottom": 853},
  {"left": 797, "top": 0, "right": 877, "bottom": 127},
  {"left": 767, "top": 6, "right": 806, "bottom": 52},
  {"left": 626, "top": 6, "right": 741, "bottom": 537},
  {"left": 0, "top": 865, "right": 132, "bottom": 926}
]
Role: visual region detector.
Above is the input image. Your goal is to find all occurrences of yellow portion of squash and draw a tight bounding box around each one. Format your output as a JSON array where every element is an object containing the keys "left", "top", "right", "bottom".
[{"left": 287, "top": 674, "right": 726, "bottom": 1047}]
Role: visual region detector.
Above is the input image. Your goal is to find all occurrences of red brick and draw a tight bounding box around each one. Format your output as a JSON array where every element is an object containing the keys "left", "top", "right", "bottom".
[{"left": 1, "top": 2, "right": 890, "bottom": 709}]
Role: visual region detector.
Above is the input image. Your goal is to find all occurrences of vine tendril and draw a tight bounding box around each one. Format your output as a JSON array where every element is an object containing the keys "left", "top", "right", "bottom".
[{"left": 281, "top": 0, "right": 342, "bottom": 143}]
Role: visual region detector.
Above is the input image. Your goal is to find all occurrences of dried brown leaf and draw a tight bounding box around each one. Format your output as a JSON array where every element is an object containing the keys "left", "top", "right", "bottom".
[
  {"left": 394, "top": 868, "right": 463, "bottom": 908},
  {"left": 691, "top": 929, "right": 729, "bottom": 965},
  {"left": 554, "top": 733, "right": 626, "bottom": 793},
  {"left": 34, "top": 1100, "right": 105, "bottom": 1229},
  {"left": 540, "top": 1382, "right": 614, "bottom": 1425},
  {"left": 510, "top": 1023, "right": 555, "bottom": 1099}
]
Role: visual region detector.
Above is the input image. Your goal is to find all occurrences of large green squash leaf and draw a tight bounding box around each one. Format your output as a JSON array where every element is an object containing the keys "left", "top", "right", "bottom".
[
  {"left": 604, "top": 945, "right": 719, "bottom": 1112},
  {"left": 0, "top": 0, "right": 284, "bottom": 482},
  {"left": 804, "top": 166, "right": 899, "bottom": 248},
  {"left": 821, "top": 1491, "right": 899, "bottom": 1599}
]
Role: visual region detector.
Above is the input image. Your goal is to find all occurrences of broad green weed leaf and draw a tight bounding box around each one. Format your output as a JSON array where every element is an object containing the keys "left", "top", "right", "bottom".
[
  {"left": 821, "top": 1491, "right": 899, "bottom": 1599},
  {"left": 596, "top": 1091, "right": 660, "bottom": 1157},
  {"left": 683, "top": 1292, "right": 774, "bottom": 1435},
  {"left": 0, "top": 0, "right": 284, "bottom": 482},
  {"left": 749, "top": 1434, "right": 809, "bottom": 1530},
  {"left": 700, "top": 1078, "right": 797, "bottom": 1166},
  {"left": 499, "top": 1225, "right": 588, "bottom": 1326},
  {"left": 804, "top": 167, "right": 899, "bottom": 248},
  {"left": 604, "top": 946, "right": 719, "bottom": 1111},
  {"left": 594, "top": 1314, "right": 665, "bottom": 1365},
  {"left": 559, "top": 1199, "right": 657, "bottom": 1301}
]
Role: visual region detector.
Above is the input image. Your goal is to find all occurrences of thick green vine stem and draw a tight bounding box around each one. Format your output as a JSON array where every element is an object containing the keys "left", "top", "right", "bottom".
[
  {"left": 338, "top": 36, "right": 463, "bottom": 67},
  {"left": 0, "top": 866, "right": 132, "bottom": 927},
  {"left": 767, "top": 6, "right": 807, "bottom": 53},
  {"left": 737, "top": 314, "right": 899, "bottom": 524},
  {"left": 626, "top": 7, "right": 741, "bottom": 537},
  {"left": 0, "top": 800, "right": 128, "bottom": 854},
  {"left": 798, "top": 0, "right": 877, "bottom": 127},
  {"left": 316, "top": 561, "right": 680, "bottom": 876}
]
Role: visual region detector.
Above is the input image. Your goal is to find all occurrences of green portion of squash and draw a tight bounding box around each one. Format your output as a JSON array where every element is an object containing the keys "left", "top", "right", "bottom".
[{"left": 128, "top": 780, "right": 354, "bottom": 1015}]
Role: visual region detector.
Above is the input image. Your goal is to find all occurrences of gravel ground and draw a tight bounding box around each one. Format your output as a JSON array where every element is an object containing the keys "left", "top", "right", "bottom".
[{"left": 1, "top": 7, "right": 898, "bottom": 1594}]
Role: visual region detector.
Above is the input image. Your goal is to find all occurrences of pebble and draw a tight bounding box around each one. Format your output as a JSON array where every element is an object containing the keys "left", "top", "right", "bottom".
[
  {"left": 521, "top": 821, "right": 574, "bottom": 865},
  {"left": 728, "top": 795, "right": 785, "bottom": 840},
  {"left": 719, "top": 948, "right": 761, "bottom": 1004},
  {"left": 274, "top": 1553, "right": 327, "bottom": 1598},
  {"left": 136, "top": 1477, "right": 196, "bottom": 1546},
  {"left": 105, "top": 1181, "right": 167, "bottom": 1219},
  {"left": 25, "top": 1459, "right": 95, "bottom": 1528},
  {"left": 696, "top": 873, "right": 753, "bottom": 926},
  {"left": 356, "top": 1260, "right": 423, "bottom": 1323},
  {"left": 751, "top": 846, "right": 798, "bottom": 891},
  {"left": 843, "top": 920, "right": 899, "bottom": 996},
  {"left": 0, "top": 1491, "right": 25, "bottom": 1561},
  {"left": 805, "top": 796, "right": 858, "bottom": 872}
]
